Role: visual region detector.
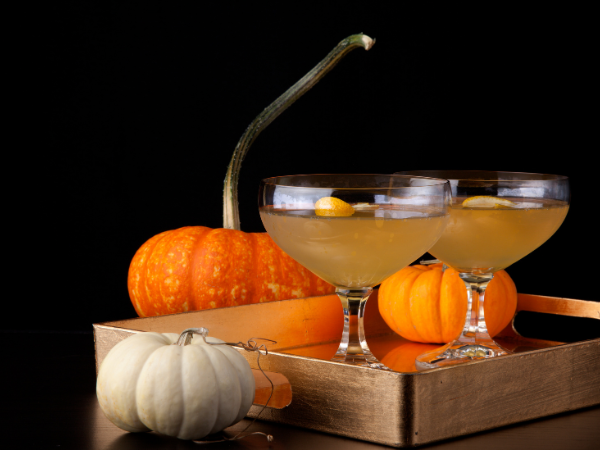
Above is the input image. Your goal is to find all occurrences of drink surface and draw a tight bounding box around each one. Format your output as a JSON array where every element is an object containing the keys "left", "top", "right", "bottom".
[
  {"left": 260, "top": 206, "right": 448, "bottom": 288},
  {"left": 429, "top": 197, "right": 569, "bottom": 273}
]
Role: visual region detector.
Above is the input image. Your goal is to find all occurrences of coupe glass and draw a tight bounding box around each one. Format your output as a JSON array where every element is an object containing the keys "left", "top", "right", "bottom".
[
  {"left": 259, "top": 174, "right": 451, "bottom": 368},
  {"left": 396, "top": 170, "right": 570, "bottom": 369}
]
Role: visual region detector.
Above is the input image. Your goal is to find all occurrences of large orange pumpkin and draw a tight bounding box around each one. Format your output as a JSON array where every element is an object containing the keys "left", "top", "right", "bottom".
[
  {"left": 378, "top": 263, "right": 517, "bottom": 344},
  {"left": 127, "top": 36, "right": 373, "bottom": 317},
  {"left": 128, "top": 226, "right": 333, "bottom": 316}
]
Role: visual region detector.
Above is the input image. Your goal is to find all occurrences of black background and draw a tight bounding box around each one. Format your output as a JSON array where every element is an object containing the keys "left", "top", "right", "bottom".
[{"left": 19, "top": 3, "right": 598, "bottom": 336}]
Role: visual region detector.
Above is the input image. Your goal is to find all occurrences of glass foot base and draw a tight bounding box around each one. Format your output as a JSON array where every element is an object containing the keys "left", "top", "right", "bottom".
[
  {"left": 415, "top": 340, "right": 510, "bottom": 370},
  {"left": 332, "top": 350, "right": 391, "bottom": 370}
]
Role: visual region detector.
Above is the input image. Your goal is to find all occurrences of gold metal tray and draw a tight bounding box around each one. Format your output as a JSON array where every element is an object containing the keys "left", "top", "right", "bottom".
[{"left": 93, "top": 292, "right": 600, "bottom": 447}]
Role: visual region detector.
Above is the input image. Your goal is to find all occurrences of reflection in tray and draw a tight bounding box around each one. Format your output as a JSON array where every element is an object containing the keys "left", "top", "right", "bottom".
[{"left": 278, "top": 333, "right": 564, "bottom": 373}]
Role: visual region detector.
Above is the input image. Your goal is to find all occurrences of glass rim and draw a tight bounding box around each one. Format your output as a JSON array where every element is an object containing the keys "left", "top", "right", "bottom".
[
  {"left": 394, "top": 170, "right": 569, "bottom": 182},
  {"left": 260, "top": 173, "right": 450, "bottom": 188}
]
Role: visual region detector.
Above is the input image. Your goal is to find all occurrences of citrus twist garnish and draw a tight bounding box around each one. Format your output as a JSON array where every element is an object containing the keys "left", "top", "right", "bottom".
[
  {"left": 462, "top": 196, "right": 517, "bottom": 208},
  {"left": 315, "top": 197, "right": 355, "bottom": 217}
]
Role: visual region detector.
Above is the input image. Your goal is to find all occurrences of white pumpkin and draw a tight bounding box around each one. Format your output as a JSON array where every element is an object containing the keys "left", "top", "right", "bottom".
[{"left": 96, "top": 328, "right": 255, "bottom": 440}]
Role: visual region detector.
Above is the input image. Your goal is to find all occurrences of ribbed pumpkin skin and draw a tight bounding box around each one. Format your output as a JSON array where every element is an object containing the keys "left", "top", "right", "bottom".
[
  {"left": 128, "top": 226, "right": 335, "bottom": 317},
  {"left": 378, "top": 263, "right": 517, "bottom": 344}
]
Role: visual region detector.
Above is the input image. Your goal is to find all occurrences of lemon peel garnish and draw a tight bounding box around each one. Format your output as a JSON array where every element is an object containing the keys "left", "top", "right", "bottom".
[
  {"left": 315, "top": 197, "right": 355, "bottom": 217},
  {"left": 462, "top": 196, "right": 517, "bottom": 209}
]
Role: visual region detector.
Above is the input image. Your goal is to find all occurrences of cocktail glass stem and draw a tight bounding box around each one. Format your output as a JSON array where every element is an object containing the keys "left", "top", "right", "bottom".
[
  {"left": 333, "top": 288, "right": 387, "bottom": 368},
  {"left": 415, "top": 273, "right": 509, "bottom": 370},
  {"left": 457, "top": 273, "right": 508, "bottom": 350}
]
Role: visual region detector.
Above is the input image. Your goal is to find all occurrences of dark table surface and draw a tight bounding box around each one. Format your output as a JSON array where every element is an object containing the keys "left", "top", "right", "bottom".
[{"left": 13, "top": 331, "right": 600, "bottom": 450}]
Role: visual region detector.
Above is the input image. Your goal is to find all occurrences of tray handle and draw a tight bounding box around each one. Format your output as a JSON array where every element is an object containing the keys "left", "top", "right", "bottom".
[
  {"left": 516, "top": 294, "right": 600, "bottom": 320},
  {"left": 498, "top": 294, "right": 599, "bottom": 339},
  {"left": 252, "top": 369, "right": 292, "bottom": 409}
]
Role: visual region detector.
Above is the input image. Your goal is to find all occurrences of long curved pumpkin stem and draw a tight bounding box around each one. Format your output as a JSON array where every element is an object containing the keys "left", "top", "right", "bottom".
[{"left": 223, "top": 34, "right": 375, "bottom": 230}]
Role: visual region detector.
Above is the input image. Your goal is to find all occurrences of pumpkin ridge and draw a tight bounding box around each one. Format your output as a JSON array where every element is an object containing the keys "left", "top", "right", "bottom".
[
  {"left": 156, "top": 228, "right": 197, "bottom": 315},
  {"left": 177, "top": 345, "right": 218, "bottom": 439},
  {"left": 212, "top": 347, "right": 244, "bottom": 425},
  {"left": 168, "top": 346, "right": 186, "bottom": 436},
  {"left": 201, "top": 344, "right": 238, "bottom": 435},
  {"left": 504, "top": 271, "right": 518, "bottom": 326},
  {"left": 232, "top": 230, "right": 255, "bottom": 306},
  {"left": 134, "top": 334, "right": 170, "bottom": 428},
  {"left": 176, "top": 347, "right": 187, "bottom": 439},
  {"left": 138, "top": 345, "right": 165, "bottom": 431},
  {"left": 253, "top": 234, "right": 275, "bottom": 303},
  {"left": 128, "top": 230, "right": 167, "bottom": 316},
  {"left": 187, "top": 228, "right": 206, "bottom": 311},
  {"left": 218, "top": 230, "right": 238, "bottom": 307},
  {"left": 158, "top": 230, "right": 179, "bottom": 310},
  {"left": 145, "top": 231, "right": 176, "bottom": 317},
  {"left": 247, "top": 232, "right": 260, "bottom": 303},
  {"left": 411, "top": 268, "right": 444, "bottom": 343},
  {"left": 432, "top": 269, "right": 445, "bottom": 344},
  {"left": 198, "top": 345, "right": 221, "bottom": 435},
  {"left": 399, "top": 268, "right": 428, "bottom": 343},
  {"left": 191, "top": 228, "right": 230, "bottom": 309},
  {"left": 484, "top": 276, "right": 501, "bottom": 336},
  {"left": 189, "top": 230, "right": 210, "bottom": 310},
  {"left": 179, "top": 229, "right": 202, "bottom": 314},
  {"left": 382, "top": 268, "right": 414, "bottom": 335},
  {"left": 272, "top": 239, "right": 293, "bottom": 299},
  {"left": 269, "top": 234, "right": 286, "bottom": 300},
  {"left": 377, "top": 272, "right": 392, "bottom": 328},
  {"left": 212, "top": 344, "right": 254, "bottom": 422},
  {"left": 494, "top": 271, "right": 517, "bottom": 334}
]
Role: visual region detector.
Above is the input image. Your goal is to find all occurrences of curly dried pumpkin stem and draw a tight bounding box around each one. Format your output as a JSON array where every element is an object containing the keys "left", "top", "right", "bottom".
[
  {"left": 223, "top": 34, "right": 375, "bottom": 230},
  {"left": 175, "top": 327, "right": 209, "bottom": 346}
]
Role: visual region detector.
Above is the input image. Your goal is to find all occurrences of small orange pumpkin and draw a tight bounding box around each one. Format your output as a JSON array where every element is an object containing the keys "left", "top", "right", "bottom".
[{"left": 378, "top": 263, "right": 517, "bottom": 344}]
